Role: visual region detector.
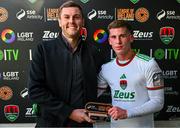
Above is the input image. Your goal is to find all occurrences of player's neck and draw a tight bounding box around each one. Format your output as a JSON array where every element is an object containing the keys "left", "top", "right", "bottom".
[{"left": 117, "top": 50, "right": 135, "bottom": 61}]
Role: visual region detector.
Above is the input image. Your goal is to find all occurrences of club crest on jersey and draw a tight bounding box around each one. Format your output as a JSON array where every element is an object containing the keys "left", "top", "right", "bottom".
[{"left": 120, "top": 80, "right": 127, "bottom": 90}]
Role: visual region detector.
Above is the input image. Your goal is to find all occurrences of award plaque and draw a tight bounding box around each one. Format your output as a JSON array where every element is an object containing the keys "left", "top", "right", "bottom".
[{"left": 85, "top": 102, "right": 112, "bottom": 122}]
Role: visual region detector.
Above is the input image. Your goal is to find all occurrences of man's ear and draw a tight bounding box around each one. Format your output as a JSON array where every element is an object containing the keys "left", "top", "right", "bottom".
[
  {"left": 108, "top": 38, "right": 112, "bottom": 45},
  {"left": 130, "top": 34, "right": 134, "bottom": 43},
  {"left": 82, "top": 18, "right": 85, "bottom": 27},
  {"left": 58, "top": 19, "right": 61, "bottom": 27}
]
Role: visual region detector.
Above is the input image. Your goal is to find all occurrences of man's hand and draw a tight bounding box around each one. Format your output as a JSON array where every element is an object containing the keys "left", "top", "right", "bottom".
[
  {"left": 108, "top": 106, "right": 127, "bottom": 120},
  {"left": 69, "top": 109, "right": 94, "bottom": 123}
]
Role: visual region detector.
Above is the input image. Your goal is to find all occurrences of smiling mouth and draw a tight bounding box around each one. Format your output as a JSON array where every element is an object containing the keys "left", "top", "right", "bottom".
[
  {"left": 116, "top": 46, "right": 123, "bottom": 50},
  {"left": 68, "top": 27, "right": 76, "bottom": 30}
]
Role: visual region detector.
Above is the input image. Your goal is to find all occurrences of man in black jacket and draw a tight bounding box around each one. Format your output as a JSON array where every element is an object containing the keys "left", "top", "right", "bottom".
[{"left": 28, "top": 1, "right": 104, "bottom": 127}]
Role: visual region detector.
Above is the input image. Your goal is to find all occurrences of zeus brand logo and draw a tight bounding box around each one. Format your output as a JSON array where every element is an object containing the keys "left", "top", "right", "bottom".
[
  {"left": 26, "top": 108, "right": 33, "bottom": 115},
  {"left": 25, "top": 107, "right": 36, "bottom": 117},
  {"left": 43, "top": 31, "right": 59, "bottom": 40},
  {"left": 133, "top": 30, "right": 153, "bottom": 40},
  {"left": 166, "top": 106, "right": 180, "bottom": 112},
  {"left": 114, "top": 90, "right": 135, "bottom": 99}
]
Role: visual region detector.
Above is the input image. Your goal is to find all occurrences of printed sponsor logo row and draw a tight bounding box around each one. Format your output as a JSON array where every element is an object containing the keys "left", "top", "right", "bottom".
[
  {"left": 0, "top": 48, "right": 179, "bottom": 62},
  {"left": 0, "top": 104, "right": 36, "bottom": 122},
  {"left": 0, "top": 86, "right": 28, "bottom": 101},
  {"left": 0, "top": 26, "right": 176, "bottom": 45},
  {"left": 111, "top": 48, "right": 180, "bottom": 60},
  {"left": 1, "top": 6, "right": 180, "bottom": 23}
]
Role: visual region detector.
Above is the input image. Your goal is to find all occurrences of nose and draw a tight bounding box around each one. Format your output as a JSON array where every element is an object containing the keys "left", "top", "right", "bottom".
[
  {"left": 69, "top": 17, "right": 74, "bottom": 23},
  {"left": 116, "top": 37, "right": 122, "bottom": 44}
]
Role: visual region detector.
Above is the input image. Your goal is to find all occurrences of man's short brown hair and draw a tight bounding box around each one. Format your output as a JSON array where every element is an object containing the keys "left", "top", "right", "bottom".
[
  {"left": 58, "top": 1, "right": 84, "bottom": 18},
  {"left": 108, "top": 20, "right": 133, "bottom": 34}
]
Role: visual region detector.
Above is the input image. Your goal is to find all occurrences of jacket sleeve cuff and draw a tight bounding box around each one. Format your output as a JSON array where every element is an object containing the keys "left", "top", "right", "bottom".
[{"left": 58, "top": 105, "right": 74, "bottom": 123}]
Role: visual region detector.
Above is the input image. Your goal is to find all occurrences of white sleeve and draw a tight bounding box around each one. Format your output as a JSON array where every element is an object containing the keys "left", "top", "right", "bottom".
[
  {"left": 127, "top": 59, "right": 164, "bottom": 118},
  {"left": 127, "top": 89, "right": 164, "bottom": 118},
  {"left": 97, "top": 66, "right": 108, "bottom": 97}
]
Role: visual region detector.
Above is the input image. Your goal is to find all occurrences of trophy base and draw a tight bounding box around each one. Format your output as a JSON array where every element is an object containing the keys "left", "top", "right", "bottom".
[
  {"left": 85, "top": 102, "right": 112, "bottom": 122},
  {"left": 88, "top": 112, "right": 110, "bottom": 122}
]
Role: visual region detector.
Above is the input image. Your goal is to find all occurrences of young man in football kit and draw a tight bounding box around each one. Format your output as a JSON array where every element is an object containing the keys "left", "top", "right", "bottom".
[{"left": 98, "top": 20, "right": 164, "bottom": 128}]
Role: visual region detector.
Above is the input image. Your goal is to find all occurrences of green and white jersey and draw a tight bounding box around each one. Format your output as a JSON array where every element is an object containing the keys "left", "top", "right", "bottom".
[{"left": 98, "top": 53, "right": 164, "bottom": 128}]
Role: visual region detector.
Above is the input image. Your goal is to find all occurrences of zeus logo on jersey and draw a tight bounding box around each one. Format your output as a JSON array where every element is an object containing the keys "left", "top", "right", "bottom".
[{"left": 114, "top": 90, "right": 135, "bottom": 99}]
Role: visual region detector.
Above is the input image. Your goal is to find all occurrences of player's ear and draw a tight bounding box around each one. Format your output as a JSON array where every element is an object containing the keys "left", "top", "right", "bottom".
[
  {"left": 108, "top": 38, "right": 112, "bottom": 45},
  {"left": 130, "top": 34, "right": 134, "bottom": 43}
]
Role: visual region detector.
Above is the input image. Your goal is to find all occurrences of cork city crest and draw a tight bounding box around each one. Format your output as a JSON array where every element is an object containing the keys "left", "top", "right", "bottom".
[
  {"left": 120, "top": 80, "right": 127, "bottom": 90},
  {"left": 160, "top": 27, "right": 175, "bottom": 45},
  {"left": 4, "top": 105, "right": 19, "bottom": 122}
]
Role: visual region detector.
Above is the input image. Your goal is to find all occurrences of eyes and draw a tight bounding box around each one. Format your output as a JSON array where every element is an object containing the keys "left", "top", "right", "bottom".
[
  {"left": 110, "top": 34, "right": 130, "bottom": 39},
  {"left": 62, "top": 14, "right": 82, "bottom": 20}
]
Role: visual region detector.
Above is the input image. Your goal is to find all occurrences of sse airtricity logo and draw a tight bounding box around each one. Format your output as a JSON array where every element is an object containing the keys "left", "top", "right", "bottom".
[
  {"left": 87, "top": 9, "right": 97, "bottom": 20},
  {"left": 93, "top": 29, "right": 108, "bottom": 43},
  {"left": 157, "top": 9, "right": 166, "bottom": 20},
  {"left": 1, "top": 29, "right": 15, "bottom": 44},
  {"left": 16, "top": 9, "right": 26, "bottom": 20}
]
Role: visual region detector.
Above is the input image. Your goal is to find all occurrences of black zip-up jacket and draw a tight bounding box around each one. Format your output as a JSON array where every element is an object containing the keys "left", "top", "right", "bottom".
[{"left": 28, "top": 35, "right": 103, "bottom": 127}]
